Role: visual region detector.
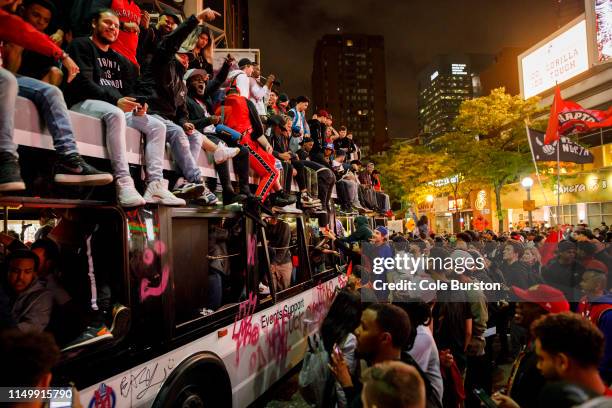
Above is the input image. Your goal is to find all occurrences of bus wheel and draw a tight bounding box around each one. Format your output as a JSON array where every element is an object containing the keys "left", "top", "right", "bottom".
[{"left": 153, "top": 353, "right": 232, "bottom": 408}]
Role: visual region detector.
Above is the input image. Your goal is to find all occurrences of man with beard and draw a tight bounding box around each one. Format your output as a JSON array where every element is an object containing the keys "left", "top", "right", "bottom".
[
  {"left": 492, "top": 284, "right": 569, "bottom": 408},
  {"left": 329, "top": 303, "right": 440, "bottom": 408},
  {"left": 138, "top": 7, "right": 240, "bottom": 205},
  {"left": 4, "top": 249, "right": 52, "bottom": 333},
  {"left": 184, "top": 59, "right": 250, "bottom": 205},
  {"left": 137, "top": 11, "right": 179, "bottom": 67},
  {"left": 494, "top": 312, "right": 612, "bottom": 407},
  {"left": 65, "top": 9, "right": 184, "bottom": 207}
]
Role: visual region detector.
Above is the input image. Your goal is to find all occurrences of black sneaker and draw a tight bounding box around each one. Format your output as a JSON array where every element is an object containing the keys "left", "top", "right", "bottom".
[
  {"left": 61, "top": 325, "right": 113, "bottom": 352},
  {"left": 0, "top": 152, "right": 25, "bottom": 192},
  {"left": 172, "top": 181, "right": 205, "bottom": 200},
  {"left": 109, "top": 304, "right": 130, "bottom": 339},
  {"left": 54, "top": 153, "right": 113, "bottom": 186}
]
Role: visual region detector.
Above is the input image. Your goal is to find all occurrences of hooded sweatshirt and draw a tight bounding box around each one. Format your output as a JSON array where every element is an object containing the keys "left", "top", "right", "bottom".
[
  {"left": 340, "top": 216, "right": 372, "bottom": 244},
  {"left": 8, "top": 279, "right": 53, "bottom": 333}
]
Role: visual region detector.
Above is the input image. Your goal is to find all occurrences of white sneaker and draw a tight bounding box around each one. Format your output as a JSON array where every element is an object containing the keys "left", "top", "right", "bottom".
[
  {"left": 115, "top": 177, "right": 146, "bottom": 207},
  {"left": 258, "top": 283, "right": 270, "bottom": 295},
  {"left": 194, "top": 187, "right": 219, "bottom": 205},
  {"left": 273, "top": 203, "right": 303, "bottom": 214},
  {"left": 214, "top": 141, "right": 240, "bottom": 164},
  {"left": 144, "top": 179, "right": 186, "bottom": 206}
]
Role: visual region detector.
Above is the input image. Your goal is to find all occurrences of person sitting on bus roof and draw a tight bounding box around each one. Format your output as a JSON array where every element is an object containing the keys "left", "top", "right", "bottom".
[
  {"left": 332, "top": 149, "right": 368, "bottom": 215},
  {"left": 184, "top": 58, "right": 251, "bottom": 206},
  {"left": 268, "top": 114, "right": 321, "bottom": 210},
  {"left": 3, "top": 249, "right": 53, "bottom": 333},
  {"left": 63, "top": 9, "right": 185, "bottom": 208},
  {"left": 137, "top": 7, "right": 240, "bottom": 206},
  {"left": 0, "top": 0, "right": 113, "bottom": 193}
]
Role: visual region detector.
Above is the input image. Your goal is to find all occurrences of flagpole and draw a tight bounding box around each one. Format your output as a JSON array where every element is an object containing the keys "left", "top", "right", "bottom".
[
  {"left": 556, "top": 135, "right": 561, "bottom": 227},
  {"left": 602, "top": 128, "right": 607, "bottom": 166},
  {"left": 525, "top": 122, "right": 549, "bottom": 206}
]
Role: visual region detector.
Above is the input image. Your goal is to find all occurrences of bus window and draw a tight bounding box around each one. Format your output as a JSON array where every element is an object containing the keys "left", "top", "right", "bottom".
[
  {"left": 170, "top": 214, "right": 246, "bottom": 331},
  {"left": 262, "top": 214, "right": 309, "bottom": 293},
  {"left": 304, "top": 216, "right": 336, "bottom": 275}
]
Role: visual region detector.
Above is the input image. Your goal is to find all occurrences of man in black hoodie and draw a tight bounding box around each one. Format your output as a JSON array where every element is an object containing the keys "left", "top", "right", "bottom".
[
  {"left": 137, "top": 7, "right": 239, "bottom": 205},
  {"left": 184, "top": 60, "right": 249, "bottom": 205}
]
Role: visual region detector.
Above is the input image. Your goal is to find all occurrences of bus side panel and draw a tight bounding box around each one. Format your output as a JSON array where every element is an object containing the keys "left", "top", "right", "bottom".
[{"left": 77, "top": 274, "right": 346, "bottom": 408}]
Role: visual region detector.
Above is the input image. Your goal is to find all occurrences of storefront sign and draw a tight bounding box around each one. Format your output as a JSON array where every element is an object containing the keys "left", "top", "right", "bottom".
[{"left": 474, "top": 190, "right": 487, "bottom": 211}]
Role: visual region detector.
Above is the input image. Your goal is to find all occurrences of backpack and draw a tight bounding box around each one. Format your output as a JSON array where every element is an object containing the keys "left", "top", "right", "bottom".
[
  {"left": 401, "top": 351, "right": 443, "bottom": 408},
  {"left": 299, "top": 333, "right": 333, "bottom": 406}
]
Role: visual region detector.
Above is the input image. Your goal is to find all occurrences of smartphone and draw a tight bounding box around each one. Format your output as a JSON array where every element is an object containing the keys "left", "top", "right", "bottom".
[{"left": 473, "top": 388, "right": 497, "bottom": 408}]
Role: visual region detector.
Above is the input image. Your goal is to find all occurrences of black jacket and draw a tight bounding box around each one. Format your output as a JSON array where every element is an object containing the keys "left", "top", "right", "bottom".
[
  {"left": 137, "top": 15, "right": 199, "bottom": 125},
  {"left": 64, "top": 37, "right": 136, "bottom": 107},
  {"left": 186, "top": 60, "right": 231, "bottom": 132}
]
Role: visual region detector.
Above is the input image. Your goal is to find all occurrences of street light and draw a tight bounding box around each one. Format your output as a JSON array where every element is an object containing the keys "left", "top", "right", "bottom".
[
  {"left": 521, "top": 176, "right": 534, "bottom": 229},
  {"left": 426, "top": 194, "right": 434, "bottom": 203}
]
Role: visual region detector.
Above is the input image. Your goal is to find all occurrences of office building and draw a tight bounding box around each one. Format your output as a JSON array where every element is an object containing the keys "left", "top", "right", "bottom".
[{"left": 312, "top": 34, "right": 390, "bottom": 155}]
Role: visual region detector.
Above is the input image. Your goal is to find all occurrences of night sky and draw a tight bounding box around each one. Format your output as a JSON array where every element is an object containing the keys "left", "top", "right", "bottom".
[{"left": 249, "top": 0, "right": 569, "bottom": 139}]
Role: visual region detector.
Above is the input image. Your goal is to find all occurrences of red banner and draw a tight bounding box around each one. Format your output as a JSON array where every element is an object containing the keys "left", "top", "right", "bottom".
[{"left": 544, "top": 86, "right": 612, "bottom": 144}]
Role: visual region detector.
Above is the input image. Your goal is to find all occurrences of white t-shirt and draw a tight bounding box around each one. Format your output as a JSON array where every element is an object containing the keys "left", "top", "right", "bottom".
[{"left": 409, "top": 325, "right": 444, "bottom": 407}]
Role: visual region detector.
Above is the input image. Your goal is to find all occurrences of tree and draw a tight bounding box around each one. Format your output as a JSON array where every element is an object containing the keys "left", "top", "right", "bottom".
[{"left": 433, "top": 88, "right": 543, "bottom": 232}]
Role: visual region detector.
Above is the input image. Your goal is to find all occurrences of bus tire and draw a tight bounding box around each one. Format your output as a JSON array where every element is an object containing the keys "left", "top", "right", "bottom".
[{"left": 153, "top": 352, "right": 232, "bottom": 408}]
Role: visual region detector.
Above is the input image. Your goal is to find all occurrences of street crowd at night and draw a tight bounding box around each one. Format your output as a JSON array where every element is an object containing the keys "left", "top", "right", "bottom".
[{"left": 1, "top": 0, "right": 612, "bottom": 407}]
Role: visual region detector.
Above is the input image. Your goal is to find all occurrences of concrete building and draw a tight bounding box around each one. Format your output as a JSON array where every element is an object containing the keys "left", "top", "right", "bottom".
[{"left": 312, "top": 34, "right": 390, "bottom": 155}]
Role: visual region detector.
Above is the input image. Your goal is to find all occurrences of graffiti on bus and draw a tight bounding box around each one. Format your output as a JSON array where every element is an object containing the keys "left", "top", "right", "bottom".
[{"left": 140, "top": 239, "right": 169, "bottom": 302}]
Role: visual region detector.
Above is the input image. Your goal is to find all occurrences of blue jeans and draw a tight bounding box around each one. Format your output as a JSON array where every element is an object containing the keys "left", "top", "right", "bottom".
[
  {"left": 17, "top": 76, "right": 78, "bottom": 156},
  {"left": 151, "top": 115, "right": 203, "bottom": 183},
  {"left": 71, "top": 100, "right": 167, "bottom": 181},
  {"left": 0, "top": 68, "right": 18, "bottom": 156}
]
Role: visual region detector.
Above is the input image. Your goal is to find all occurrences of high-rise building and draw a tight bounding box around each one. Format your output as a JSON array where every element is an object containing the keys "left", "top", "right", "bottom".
[
  {"left": 479, "top": 47, "right": 525, "bottom": 96},
  {"left": 417, "top": 54, "right": 492, "bottom": 143},
  {"left": 312, "top": 34, "right": 389, "bottom": 155}
]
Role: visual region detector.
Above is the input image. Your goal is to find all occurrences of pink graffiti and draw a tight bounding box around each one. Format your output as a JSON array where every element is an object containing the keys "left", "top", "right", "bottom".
[
  {"left": 232, "top": 292, "right": 259, "bottom": 366},
  {"left": 143, "top": 248, "right": 154, "bottom": 265},
  {"left": 247, "top": 234, "right": 256, "bottom": 266},
  {"left": 337, "top": 274, "right": 348, "bottom": 289},
  {"left": 140, "top": 265, "right": 170, "bottom": 301},
  {"left": 266, "top": 314, "right": 289, "bottom": 363}
]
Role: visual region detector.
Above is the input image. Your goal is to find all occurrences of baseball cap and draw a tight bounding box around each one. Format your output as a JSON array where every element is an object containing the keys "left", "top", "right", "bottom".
[
  {"left": 512, "top": 284, "right": 570, "bottom": 313},
  {"left": 375, "top": 226, "right": 388, "bottom": 237},
  {"left": 160, "top": 12, "right": 181, "bottom": 24},
  {"left": 317, "top": 109, "right": 330, "bottom": 118},
  {"left": 300, "top": 138, "right": 314, "bottom": 146},
  {"left": 325, "top": 143, "right": 334, "bottom": 150},
  {"left": 177, "top": 47, "right": 191, "bottom": 54},
  {"left": 238, "top": 58, "right": 253, "bottom": 68},
  {"left": 184, "top": 68, "right": 209, "bottom": 81},
  {"left": 278, "top": 93, "right": 289, "bottom": 103}
]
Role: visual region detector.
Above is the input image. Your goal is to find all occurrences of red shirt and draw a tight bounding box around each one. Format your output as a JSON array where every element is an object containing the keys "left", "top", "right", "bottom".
[
  {"left": 0, "top": 9, "right": 63, "bottom": 66},
  {"left": 109, "top": 0, "right": 141, "bottom": 67}
]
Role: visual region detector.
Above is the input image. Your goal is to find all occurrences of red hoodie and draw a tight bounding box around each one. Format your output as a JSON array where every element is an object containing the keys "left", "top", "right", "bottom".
[{"left": 0, "top": 9, "right": 63, "bottom": 66}]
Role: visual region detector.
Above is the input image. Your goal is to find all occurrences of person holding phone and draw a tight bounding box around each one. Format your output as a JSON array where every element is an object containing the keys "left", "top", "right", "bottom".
[{"left": 64, "top": 8, "right": 185, "bottom": 207}]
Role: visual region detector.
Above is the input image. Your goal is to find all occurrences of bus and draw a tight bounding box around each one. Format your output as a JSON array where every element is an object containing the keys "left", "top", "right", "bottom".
[{"left": 4, "top": 96, "right": 348, "bottom": 408}]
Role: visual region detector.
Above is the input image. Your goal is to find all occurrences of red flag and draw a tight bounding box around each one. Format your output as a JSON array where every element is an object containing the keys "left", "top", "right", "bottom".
[
  {"left": 544, "top": 86, "right": 564, "bottom": 145},
  {"left": 544, "top": 86, "right": 612, "bottom": 145}
]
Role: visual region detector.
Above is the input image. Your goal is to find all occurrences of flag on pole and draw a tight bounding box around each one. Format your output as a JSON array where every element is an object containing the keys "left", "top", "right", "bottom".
[
  {"left": 527, "top": 128, "right": 594, "bottom": 164},
  {"left": 544, "top": 86, "right": 612, "bottom": 145}
]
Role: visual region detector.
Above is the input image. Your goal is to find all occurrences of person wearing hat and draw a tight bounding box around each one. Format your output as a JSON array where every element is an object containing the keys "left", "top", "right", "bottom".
[
  {"left": 277, "top": 93, "right": 289, "bottom": 114},
  {"left": 225, "top": 57, "right": 254, "bottom": 98},
  {"left": 136, "top": 10, "right": 181, "bottom": 67},
  {"left": 324, "top": 142, "right": 334, "bottom": 162},
  {"left": 65, "top": 9, "right": 185, "bottom": 207},
  {"left": 185, "top": 57, "right": 251, "bottom": 205},
  {"left": 495, "top": 311, "right": 612, "bottom": 407},
  {"left": 136, "top": 7, "right": 239, "bottom": 205},
  {"left": 491, "top": 284, "right": 570, "bottom": 408}
]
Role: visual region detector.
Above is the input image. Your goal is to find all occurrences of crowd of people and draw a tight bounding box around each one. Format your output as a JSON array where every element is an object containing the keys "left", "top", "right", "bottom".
[
  {"left": 292, "top": 220, "right": 612, "bottom": 407},
  {"left": 0, "top": 0, "right": 391, "bottom": 226}
]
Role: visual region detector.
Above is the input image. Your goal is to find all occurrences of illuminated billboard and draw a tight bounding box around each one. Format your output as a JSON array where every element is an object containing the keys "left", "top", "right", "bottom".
[
  {"left": 590, "top": 0, "right": 612, "bottom": 63},
  {"left": 519, "top": 17, "right": 590, "bottom": 98}
]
